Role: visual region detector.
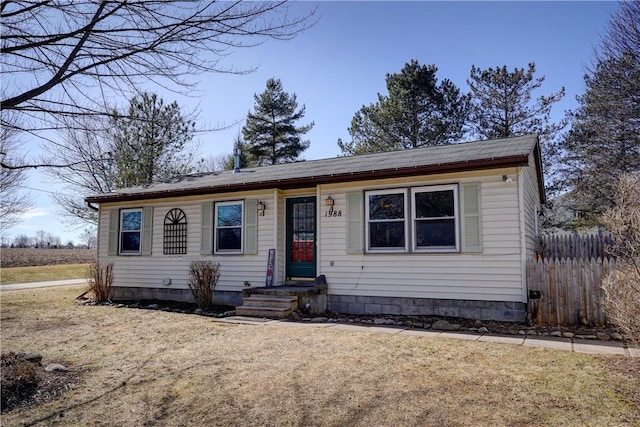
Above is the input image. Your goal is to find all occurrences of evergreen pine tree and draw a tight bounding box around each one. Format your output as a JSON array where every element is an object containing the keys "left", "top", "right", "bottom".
[
  {"left": 558, "top": 1, "right": 640, "bottom": 225},
  {"left": 242, "top": 78, "right": 314, "bottom": 165},
  {"left": 467, "top": 63, "right": 566, "bottom": 193},
  {"left": 338, "top": 60, "right": 469, "bottom": 155},
  {"left": 112, "top": 93, "right": 196, "bottom": 188}
]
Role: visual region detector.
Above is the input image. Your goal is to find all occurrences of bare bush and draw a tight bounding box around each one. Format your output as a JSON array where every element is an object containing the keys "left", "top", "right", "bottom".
[
  {"left": 601, "top": 173, "right": 640, "bottom": 344},
  {"left": 88, "top": 262, "right": 114, "bottom": 303},
  {"left": 188, "top": 261, "right": 221, "bottom": 310}
]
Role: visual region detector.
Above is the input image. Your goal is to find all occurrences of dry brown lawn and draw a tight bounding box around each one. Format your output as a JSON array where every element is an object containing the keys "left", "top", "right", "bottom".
[
  {"left": 1, "top": 264, "right": 90, "bottom": 285},
  {"left": 1, "top": 285, "right": 638, "bottom": 427}
]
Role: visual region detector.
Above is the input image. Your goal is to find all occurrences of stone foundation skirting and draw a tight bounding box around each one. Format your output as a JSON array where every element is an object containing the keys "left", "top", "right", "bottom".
[
  {"left": 327, "top": 295, "right": 526, "bottom": 323},
  {"left": 111, "top": 287, "right": 243, "bottom": 307}
]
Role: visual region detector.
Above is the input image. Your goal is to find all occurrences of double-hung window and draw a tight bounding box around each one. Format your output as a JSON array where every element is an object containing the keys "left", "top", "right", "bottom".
[
  {"left": 215, "top": 201, "right": 243, "bottom": 253},
  {"left": 119, "top": 208, "right": 142, "bottom": 254},
  {"left": 365, "top": 189, "right": 408, "bottom": 252},
  {"left": 412, "top": 185, "right": 459, "bottom": 251}
]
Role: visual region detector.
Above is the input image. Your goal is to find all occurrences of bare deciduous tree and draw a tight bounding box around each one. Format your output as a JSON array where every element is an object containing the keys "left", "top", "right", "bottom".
[
  {"left": 601, "top": 174, "right": 640, "bottom": 344},
  {"left": 1, "top": 1, "right": 316, "bottom": 169},
  {"left": 46, "top": 93, "right": 200, "bottom": 226},
  {"left": 12, "top": 234, "right": 32, "bottom": 248},
  {"left": 0, "top": 112, "right": 33, "bottom": 233},
  {"left": 79, "top": 227, "right": 98, "bottom": 249}
]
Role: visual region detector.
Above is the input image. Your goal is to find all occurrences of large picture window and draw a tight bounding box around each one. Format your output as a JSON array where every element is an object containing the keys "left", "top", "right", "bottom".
[
  {"left": 412, "top": 185, "right": 459, "bottom": 251},
  {"left": 365, "top": 189, "right": 408, "bottom": 251},
  {"left": 120, "top": 208, "right": 142, "bottom": 254},
  {"left": 215, "top": 201, "right": 243, "bottom": 253}
]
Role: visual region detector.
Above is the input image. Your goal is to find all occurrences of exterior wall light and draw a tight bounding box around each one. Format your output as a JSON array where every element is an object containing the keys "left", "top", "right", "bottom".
[
  {"left": 257, "top": 200, "right": 266, "bottom": 216},
  {"left": 325, "top": 196, "right": 334, "bottom": 206},
  {"left": 502, "top": 174, "right": 513, "bottom": 183}
]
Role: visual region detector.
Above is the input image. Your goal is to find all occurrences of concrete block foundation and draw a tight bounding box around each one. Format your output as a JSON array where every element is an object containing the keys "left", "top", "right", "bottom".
[
  {"left": 111, "top": 287, "right": 526, "bottom": 322},
  {"left": 110, "top": 286, "right": 243, "bottom": 307},
  {"left": 328, "top": 295, "right": 526, "bottom": 322}
]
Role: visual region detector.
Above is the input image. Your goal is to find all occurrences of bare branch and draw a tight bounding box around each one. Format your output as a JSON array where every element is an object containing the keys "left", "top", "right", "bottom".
[{"left": 1, "top": 0, "right": 317, "bottom": 168}]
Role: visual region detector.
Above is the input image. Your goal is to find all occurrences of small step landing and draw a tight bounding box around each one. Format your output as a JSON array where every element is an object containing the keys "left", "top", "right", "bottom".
[{"left": 235, "top": 295, "right": 298, "bottom": 319}]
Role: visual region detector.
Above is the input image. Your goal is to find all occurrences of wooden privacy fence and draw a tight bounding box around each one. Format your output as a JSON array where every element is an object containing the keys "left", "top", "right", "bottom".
[
  {"left": 526, "top": 257, "right": 619, "bottom": 326},
  {"left": 535, "top": 233, "right": 614, "bottom": 260}
]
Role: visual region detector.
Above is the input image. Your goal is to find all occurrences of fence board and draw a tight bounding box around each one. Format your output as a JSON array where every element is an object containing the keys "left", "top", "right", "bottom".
[
  {"left": 526, "top": 257, "right": 618, "bottom": 325},
  {"left": 535, "top": 233, "right": 614, "bottom": 260}
]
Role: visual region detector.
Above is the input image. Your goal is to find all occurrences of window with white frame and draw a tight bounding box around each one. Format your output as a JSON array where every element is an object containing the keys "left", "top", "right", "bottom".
[
  {"left": 215, "top": 201, "right": 243, "bottom": 253},
  {"left": 119, "top": 208, "right": 142, "bottom": 254},
  {"left": 412, "top": 185, "right": 459, "bottom": 251},
  {"left": 365, "top": 189, "right": 408, "bottom": 251}
]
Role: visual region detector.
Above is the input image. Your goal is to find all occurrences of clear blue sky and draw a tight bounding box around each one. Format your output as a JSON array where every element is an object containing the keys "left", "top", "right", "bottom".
[{"left": 10, "top": 1, "right": 618, "bottom": 245}]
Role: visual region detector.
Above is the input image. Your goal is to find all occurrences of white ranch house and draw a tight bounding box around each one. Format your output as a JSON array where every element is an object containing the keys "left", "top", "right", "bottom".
[{"left": 86, "top": 135, "right": 544, "bottom": 322}]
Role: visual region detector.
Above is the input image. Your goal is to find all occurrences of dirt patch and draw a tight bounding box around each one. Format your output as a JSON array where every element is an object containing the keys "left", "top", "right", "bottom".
[{"left": 1, "top": 352, "right": 84, "bottom": 414}]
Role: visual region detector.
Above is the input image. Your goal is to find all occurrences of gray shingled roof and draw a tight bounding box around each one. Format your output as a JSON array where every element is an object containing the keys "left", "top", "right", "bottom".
[{"left": 86, "top": 135, "right": 541, "bottom": 203}]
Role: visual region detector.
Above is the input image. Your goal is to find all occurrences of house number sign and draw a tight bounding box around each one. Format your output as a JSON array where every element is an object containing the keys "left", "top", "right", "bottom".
[{"left": 324, "top": 206, "right": 343, "bottom": 217}]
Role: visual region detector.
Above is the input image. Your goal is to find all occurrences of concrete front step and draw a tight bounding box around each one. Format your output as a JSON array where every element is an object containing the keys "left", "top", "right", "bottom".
[
  {"left": 236, "top": 295, "right": 299, "bottom": 319},
  {"left": 242, "top": 295, "right": 298, "bottom": 310},
  {"left": 235, "top": 305, "right": 292, "bottom": 319}
]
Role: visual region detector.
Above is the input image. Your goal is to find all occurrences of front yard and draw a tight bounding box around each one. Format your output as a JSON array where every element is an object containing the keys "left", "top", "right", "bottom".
[{"left": 1, "top": 285, "right": 638, "bottom": 426}]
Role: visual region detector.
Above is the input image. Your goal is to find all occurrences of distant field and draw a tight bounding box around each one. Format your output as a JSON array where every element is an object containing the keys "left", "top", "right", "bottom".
[{"left": 1, "top": 248, "right": 96, "bottom": 268}]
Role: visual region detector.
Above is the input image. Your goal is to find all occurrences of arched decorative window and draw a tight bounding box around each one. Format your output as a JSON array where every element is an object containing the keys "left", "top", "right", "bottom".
[{"left": 163, "top": 208, "right": 187, "bottom": 254}]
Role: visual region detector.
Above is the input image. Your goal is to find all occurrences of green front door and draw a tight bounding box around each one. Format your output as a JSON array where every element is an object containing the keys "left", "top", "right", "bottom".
[{"left": 286, "top": 196, "right": 316, "bottom": 279}]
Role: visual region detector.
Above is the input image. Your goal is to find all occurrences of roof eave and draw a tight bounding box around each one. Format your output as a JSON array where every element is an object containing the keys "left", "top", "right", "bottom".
[{"left": 85, "top": 154, "right": 530, "bottom": 204}]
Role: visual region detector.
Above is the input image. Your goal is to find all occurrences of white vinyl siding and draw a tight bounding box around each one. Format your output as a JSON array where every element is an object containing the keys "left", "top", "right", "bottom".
[
  {"left": 521, "top": 153, "right": 542, "bottom": 258},
  {"left": 319, "top": 171, "right": 524, "bottom": 303},
  {"left": 97, "top": 166, "right": 538, "bottom": 304},
  {"left": 98, "top": 192, "right": 274, "bottom": 293}
]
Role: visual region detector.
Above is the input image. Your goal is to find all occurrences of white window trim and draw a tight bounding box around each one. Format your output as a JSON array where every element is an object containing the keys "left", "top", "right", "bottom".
[
  {"left": 119, "top": 208, "right": 142, "bottom": 255},
  {"left": 411, "top": 184, "right": 460, "bottom": 253},
  {"left": 365, "top": 188, "right": 409, "bottom": 253},
  {"left": 214, "top": 200, "right": 244, "bottom": 254}
]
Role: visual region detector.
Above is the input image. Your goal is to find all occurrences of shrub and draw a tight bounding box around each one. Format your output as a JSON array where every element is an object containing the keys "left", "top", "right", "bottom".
[
  {"left": 88, "top": 261, "right": 114, "bottom": 302},
  {"left": 601, "top": 174, "right": 640, "bottom": 344},
  {"left": 188, "top": 261, "right": 221, "bottom": 310}
]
